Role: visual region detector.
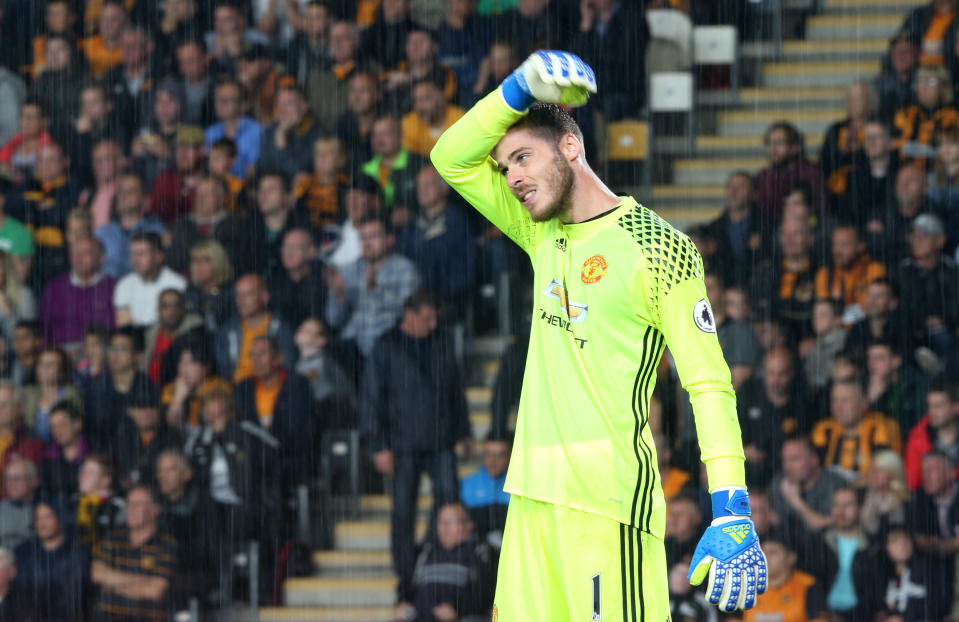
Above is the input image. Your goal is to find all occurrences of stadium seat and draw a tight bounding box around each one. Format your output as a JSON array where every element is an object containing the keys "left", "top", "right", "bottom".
[
  {"left": 646, "top": 9, "right": 693, "bottom": 68},
  {"left": 693, "top": 25, "right": 739, "bottom": 92}
]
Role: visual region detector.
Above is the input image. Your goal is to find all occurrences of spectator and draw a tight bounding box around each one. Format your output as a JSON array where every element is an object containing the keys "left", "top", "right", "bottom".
[
  {"left": 142, "top": 289, "right": 205, "bottom": 387},
  {"left": 92, "top": 485, "right": 178, "bottom": 621},
  {"left": 0, "top": 458, "right": 38, "bottom": 550},
  {"left": 13, "top": 496, "right": 90, "bottom": 621},
  {"left": 83, "top": 327, "right": 156, "bottom": 453},
  {"left": 6, "top": 142, "right": 77, "bottom": 289},
  {"left": 114, "top": 232, "right": 187, "bottom": 328},
  {"left": 907, "top": 451, "right": 959, "bottom": 601},
  {"left": 204, "top": 77, "right": 262, "bottom": 179},
  {"left": 893, "top": 64, "right": 957, "bottom": 167},
  {"left": 0, "top": 183, "right": 35, "bottom": 288},
  {"left": 10, "top": 322, "right": 40, "bottom": 387},
  {"left": 706, "top": 172, "right": 762, "bottom": 288},
  {"left": 0, "top": 66, "right": 24, "bottom": 147},
  {"left": 115, "top": 386, "right": 182, "bottom": 491},
  {"left": 235, "top": 335, "right": 316, "bottom": 489},
  {"left": 814, "top": 224, "right": 885, "bottom": 323},
  {"left": 841, "top": 120, "right": 899, "bottom": 230},
  {"left": 29, "top": 35, "right": 84, "bottom": 139},
  {"left": 293, "top": 317, "right": 355, "bottom": 422},
  {"left": 876, "top": 32, "right": 919, "bottom": 124},
  {"left": 460, "top": 432, "right": 511, "bottom": 544},
  {"left": 437, "top": 0, "right": 495, "bottom": 100},
  {"left": 0, "top": 101, "right": 53, "bottom": 185},
  {"left": 21, "top": 347, "right": 81, "bottom": 442},
  {"left": 327, "top": 180, "right": 380, "bottom": 269},
  {"left": 80, "top": 0, "right": 125, "bottom": 78},
  {"left": 304, "top": 21, "right": 367, "bottom": 133},
  {"left": 336, "top": 71, "right": 381, "bottom": 175},
  {"left": 166, "top": 176, "right": 233, "bottom": 274},
  {"left": 901, "top": 0, "right": 956, "bottom": 66},
  {"left": 905, "top": 383, "right": 959, "bottom": 489},
  {"left": 70, "top": 454, "right": 125, "bottom": 551},
  {"left": 95, "top": 171, "right": 168, "bottom": 280},
  {"left": 326, "top": 216, "right": 421, "bottom": 356},
  {"left": 488, "top": 0, "right": 574, "bottom": 58},
  {"left": 880, "top": 526, "right": 951, "bottom": 619},
  {"left": 39, "top": 236, "right": 116, "bottom": 347},
  {"left": 803, "top": 299, "right": 847, "bottom": 390},
  {"left": 771, "top": 436, "right": 847, "bottom": 536},
  {"left": 750, "top": 217, "right": 817, "bottom": 344},
  {"left": 40, "top": 401, "right": 88, "bottom": 497},
  {"left": 897, "top": 214, "right": 959, "bottom": 366},
  {"left": 294, "top": 137, "right": 351, "bottom": 230},
  {"left": 569, "top": 0, "right": 648, "bottom": 119},
  {"left": 216, "top": 274, "right": 295, "bottom": 382},
  {"left": 64, "top": 83, "right": 128, "bottom": 187},
  {"left": 866, "top": 338, "right": 925, "bottom": 432},
  {"left": 402, "top": 79, "right": 465, "bottom": 161},
  {"left": 235, "top": 42, "right": 285, "bottom": 127},
  {"left": 360, "top": 290, "right": 470, "bottom": 590},
  {"left": 172, "top": 39, "right": 215, "bottom": 127},
  {"left": 860, "top": 449, "right": 909, "bottom": 540},
  {"left": 395, "top": 165, "right": 476, "bottom": 304},
  {"left": 258, "top": 84, "right": 323, "bottom": 182},
  {"left": 360, "top": 0, "right": 417, "bottom": 71},
  {"left": 130, "top": 80, "right": 183, "bottom": 190},
  {"left": 845, "top": 278, "right": 909, "bottom": 357},
  {"left": 754, "top": 122, "right": 825, "bottom": 219},
  {"left": 665, "top": 494, "right": 704, "bottom": 568},
  {"left": 148, "top": 124, "right": 206, "bottom": 226},
  {"left": 821, "top": 82, "right": 874, "bottom": 198},
  {"left": 183, "top": 239, "right": 235, "bottom": 333},
  {"left": 0, "top": 250, "right": 35, "bottom": 342},
  {"left": 161, "top": 340, "right": 231, "bottom": 430},
  {"left": 736, "top": 348, "right": 806, "bottom": 486},
  {"left": 77, "top": 139, "right": 123, "bottom": 232},
  {"left": 384, "top": 27, "right": 458, "bottom": 115},
  {"left": 0, "top": 383, "right": 43, "bottom": 484},
  {"left": 811, "top": 379, "right": 901, "bottom": 482},
  {"left": 395, "top": 502, "right": 496, "bottom": 622},
  {"left": 204, "top": 1, "right": 269, "bottom": 76},
  {"left": 471, "top": 40, "right": 517, "bottom": 102},
  {"left": 705, "top": 273, "right": 759, "bottom": 391},
  {"left": 285, "top": 1, "right": 331, "bottom": 85},
  {"left": 206, "top": 137, "right": 244, "bottom": 210},
  {"left": 101, "top": 26, "right": 161, "bottom": 131},
  {"left": 927, "top": 126, "right": 959, "bottom": 249},
  {"left": 743, "top": 531, "right": 827, "bottom": 622},
  {"left": 668, "top": 556, "right": 716, "bottom": 622},
  {"left": 75, "top": 324, "right": 109, "bottom": 390},
  {"left": 265, "top": 229, "right": 328, "bottom": 330},
  {"left": 360, "top": 115, "right": 426, "bottom": 216},
  {"left": 234, "top": 171, "right": 314, "bottom": 276}
]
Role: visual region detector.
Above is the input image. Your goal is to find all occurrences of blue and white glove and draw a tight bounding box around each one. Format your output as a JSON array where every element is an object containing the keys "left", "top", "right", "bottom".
[
  {"left": 501, "top": 50, "right": 597, "bottom": 111},
  {"left": 688, "top": 487, "right": 767, "bottom": 612}
]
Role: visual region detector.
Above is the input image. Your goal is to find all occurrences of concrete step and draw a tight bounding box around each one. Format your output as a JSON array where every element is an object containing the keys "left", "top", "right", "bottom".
[
  {"left": 284, "top": 577, "right": 397, "bottom": 608},
  {"left": 695, "top": 134, "right": 823, "bottom": 158},
  {"left": 467, "top": 386, "right": 492, "bottom": 410},
  {"left": 262, "top": 607, "right": 395, "bottom": 622},
  {"left": 358, "top": 494, "right": 432, "bottom": 520},
  {"left": 656, "top": 206, "right": 724, "bottom": 229},
  {"left": 673, "top": 157, "right": 766, "bottom": 186},
  {"left": 781, "top": 37, "right": 888, "bottom": 61},
  {"left": 313, "top": 550, "right": 394, "bottom": 578},
  {"left": 718, "top": 107, "right": 843, "bottom": 137},
  {"left": 653, "top": 184, "right": 725, "bottom": 204},
  {"left": 763, "top": 60, "right": 880, "bottom": 88},
  {"left": 738, "top": 86, "right": 845, "bottom": 108},
  {"left": 471, "top": 410, "right": 492, "bottom": 439},
  {"left": 334, "top": 520, "right": 427, "bottom": 551},
  {"left": 822, "top": 0, "right": 923, "bottom": 14},
  {"left": 806, "top": 14, "right": 901, "bottom": 40}
]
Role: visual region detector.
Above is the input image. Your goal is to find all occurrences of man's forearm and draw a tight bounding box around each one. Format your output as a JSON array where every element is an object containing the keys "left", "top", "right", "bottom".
[{"left": 112, "top": 576, "right": 169, "bottom": 601}]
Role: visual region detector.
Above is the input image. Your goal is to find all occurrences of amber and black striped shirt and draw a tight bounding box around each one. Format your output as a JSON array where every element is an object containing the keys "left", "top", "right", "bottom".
[{"left": 94, "top": 529, "right": 178, "bottom": 622}]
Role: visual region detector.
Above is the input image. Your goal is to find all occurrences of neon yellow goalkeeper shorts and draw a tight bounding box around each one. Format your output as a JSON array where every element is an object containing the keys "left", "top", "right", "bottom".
[{"left": 493, "top": 495, "right": 670, "bottom": 622}]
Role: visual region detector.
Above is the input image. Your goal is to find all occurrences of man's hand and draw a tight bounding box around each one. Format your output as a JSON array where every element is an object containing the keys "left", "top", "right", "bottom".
[
  {"left": 373, "top": 449, "right": 394, "bottom": 476},
  {"left": 432, "top": 603, "right": 457, "bottom": 621},
  {"left": 500, "top": 50, "right": 597, "bottom": 111},
  {"left": 689, "top": 487, "right": 767, "bottom": 612}
]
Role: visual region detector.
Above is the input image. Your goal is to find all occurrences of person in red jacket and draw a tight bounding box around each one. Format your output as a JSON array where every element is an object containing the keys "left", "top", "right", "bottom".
[{"left": 904, "top": 382, "right": 959, "bottom": 490}]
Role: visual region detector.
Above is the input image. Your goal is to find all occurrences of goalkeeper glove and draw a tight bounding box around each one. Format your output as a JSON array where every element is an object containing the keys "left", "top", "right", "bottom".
[
  {"left": 500, "top": 50, "right": 597, "bottom": 111},
  {"left": 688, "top": 487, "right": 767, "bottom": 612}
]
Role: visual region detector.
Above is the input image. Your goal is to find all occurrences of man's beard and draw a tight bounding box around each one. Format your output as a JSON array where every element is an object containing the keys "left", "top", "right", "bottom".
[{"left": 530, "top": 152, "right": 575, "bottom": 223}]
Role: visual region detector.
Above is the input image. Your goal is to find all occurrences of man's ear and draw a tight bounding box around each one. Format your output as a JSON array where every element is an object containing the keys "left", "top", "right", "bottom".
[{"left": 559, "top": 133, "right": 581, "bottom": 162}]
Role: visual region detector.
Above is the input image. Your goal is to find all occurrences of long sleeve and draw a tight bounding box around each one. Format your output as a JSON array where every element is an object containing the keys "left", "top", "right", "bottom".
[{"left": 359, "top": 341, "right": 389, "bottom": 451}]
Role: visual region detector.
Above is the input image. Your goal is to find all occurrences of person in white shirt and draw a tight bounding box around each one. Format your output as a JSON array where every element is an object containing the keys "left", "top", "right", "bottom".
[{"left": 113, "top": 232, "right": 186, "bottom": 327}]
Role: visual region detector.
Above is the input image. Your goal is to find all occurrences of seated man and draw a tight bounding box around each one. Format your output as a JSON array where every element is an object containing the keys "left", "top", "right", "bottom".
[
  {"left": 813, "top": 223, "right": 885, "bottom": 324},
  {"left": 267, "top": 228, "right": 329, "bottom": 331},
  {"left": 0, "top": 458, "right": 40, "bottom": 551},
  {"left": 94, "top": 171, "right": 167, "bottom": 279},
  {"left": 113, "top": 232, "right": 187, "bottom": 328},
  {"left": 401, "top": 79, "right": 464, "bottom": 158},
  {"left": 41, "top": 401, "right": 90, "bottom": 497},
  {"left": 40, "top": 236, "right": 116, "bottom": 347},
  {"left": 460, "top": 432, "right": 511, "bottom": 545},
  {"left": 141, "top": 288, "right": 205, "bottom": 386},
  {"left": 92, "top": 485, "right": 178, "bottom": 621},
  {"left": 114, "top": 388, "right": 183, "bottom": 491}
]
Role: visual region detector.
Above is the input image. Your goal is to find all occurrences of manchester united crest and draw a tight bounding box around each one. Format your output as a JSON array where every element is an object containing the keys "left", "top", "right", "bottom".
[{"left": 581, "top": 255, "right": 608, "bottom": 284}]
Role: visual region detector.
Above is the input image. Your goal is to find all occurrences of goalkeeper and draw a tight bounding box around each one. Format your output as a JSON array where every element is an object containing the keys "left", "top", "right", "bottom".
[{"left": 430, "top": 51, "right": 766, "bottom": 620}]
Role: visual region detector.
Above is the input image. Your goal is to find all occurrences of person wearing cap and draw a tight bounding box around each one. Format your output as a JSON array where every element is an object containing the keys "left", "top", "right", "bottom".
[
  {"left": 13, "top": 495, "right": 91, "bottom": 621},
  {"left": 113, "top": 382, "right": 183, "bottom": 491},
  {"left": 147, "top": 124, "right": 205, "bottom": 225},
  {"left": 897, "top": 212, "right": 959, "bottom": 365}
]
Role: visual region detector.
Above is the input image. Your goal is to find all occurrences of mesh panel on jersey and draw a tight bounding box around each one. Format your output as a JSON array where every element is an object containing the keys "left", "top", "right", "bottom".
[{"left": 616, "top": 205, "right": 704, "bottom": 324}]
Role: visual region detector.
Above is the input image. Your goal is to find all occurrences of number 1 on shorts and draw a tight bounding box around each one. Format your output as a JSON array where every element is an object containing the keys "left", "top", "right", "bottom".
[{"left": 591, "top": 573, "right": 601, "bottom": 621}]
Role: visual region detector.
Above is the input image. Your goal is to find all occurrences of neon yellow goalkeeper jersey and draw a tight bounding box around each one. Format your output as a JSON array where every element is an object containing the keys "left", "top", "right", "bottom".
[{"left": 431, "top": 89, "right": 746, "bottom": 540}]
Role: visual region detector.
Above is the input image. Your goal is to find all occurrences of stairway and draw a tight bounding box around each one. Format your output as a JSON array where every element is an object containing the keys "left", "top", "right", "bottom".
[
  {"left": 657, "top": 0, "right": 920, "bottom": 227},
  {"left": 259, "top": 339, "right": 509, "bottom": 622}
]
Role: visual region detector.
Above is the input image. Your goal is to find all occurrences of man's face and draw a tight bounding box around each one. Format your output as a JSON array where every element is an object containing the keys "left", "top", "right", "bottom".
[
  {"left": 214, "top": 5, "right": 240, "bottom": 35},
  {"left": 762, "top": 353, "right": 792, "bottom": 396},
  {"left": 724, "top": 174, "right": 751, "bottom": 210},
  {"left": 12, "top": 328, "right": 37, "bottom": 362},
  {"left": 781, "top": 441, "right": 813, "bottom": 483},
  {"left": 99, "top": 4, "right": 126, "bottom": 39},
  {"left": 46, "top": 1, "right": 71, "bottom": 32},
  {"left": 917, "top": 74, "right": 941, "bottom": 108},
  {"left": 177, "top": 351, "right": 206, "bottom": 386},
  {"left": 49, "top": 411, "right": 79, "bottom": 448},
  {"left": 0, "top": 388, "right": 18, "bottom": 429},
  {"left": 202, "top": 398, "right": 230, "bottom": 430},
  {"left": 436, "top": 505, "right": 471, "bottom": 550},
  {"left": 80, "top": 88, "right": 109, "bottom": 122},
  {"left": 847, "top": 83, "right": 870, "bottom": 119},
  {"left": 891, "top": 40, "right": 917, "bottom": 74},
  {"left": 896, "top": 166, "right": 925, "bottom": 206},
  {"left": 830, "top": 489, "right": 859, "bottom": 530},
  {"left": 303, "top": 4, "right": 329, "bottom": 36},
  {"left": 125, "top": 488, "right": 158, "bottom": 531},
  {"left": 359, "top": 221, "right": 392, "bottom": 263},
  {"left": 665, "top": 499, "right": 701, "bottom": 541},
  {"left": 863, "top": 123, "right": 889, "bottom": 160},
  {"left": 382, "top": 0, "right": 410, "bottom": 22},
  {"left": 120, "top": 30, "right": 148, "bottom": 66},
  {"left": 275, "top": 90, "right": 305, "bottom": 126},
  {"left": 866, "top": 345, "right": 898, "bottom": 381},
  {"left": 78, "top": 460, "right": 107, "bottom": 495},
  {"left": 416, "top": 168, "right": 447, "bottom": 209},
  {"left": 928, "top": 391, "right": 956, "bottom": 428},
  {"left": 762, "top": 541, "right": 794, "bottom": 579},
  {"left": 92, "top": 142, "right": 121, "bottom": 184},
  {"left": 345, "top": 189, "right": 375, "bottom": 223},
  {"left": 329, "top": 23, "right": 356, "bottom": 62},
  {"left": 115, "top": 175, "right": 145, "bottom": 217},
  {"left": 403, "top": 304, "right": 438, "bottom": 338},
  {"left": 108, "top": 336, "right": 137, "bottom": 374},
  {"left": 257, "top": 176, "right": 287, "bottom": 216},
  {"left": 371, "top": 119, "right": 401, "bottom": 158},
  {"left": 35, "top": 145, "right": 66, "bottom": 183},
  {"left": 831, "top": 384, "right": 864, "bottom": 428},
  {"left": 34, "top": 504, "right": 61, "bottom": 541},
  {"left": 250, "top": 340, "right": 278, "bottom": 379},
  {"left": 214, "top": 83, "right": 241, "bottom": 121},
  {"left": 778, "top": 220, "right": 810, "bottom": 259},
  {"left": 70, "top": 239, "right": 101, "bottom": 278},
  {"left": 176, "top": 43, "right": 208, "bottom": 82},
  {"left": 412, "top": 82, "right": 444, "bottom": 123},
  {"left": 281, "top": 231, "right": 315, "bottom": 272},
  {"left": 193, "top": 179, "right": 222, "bottom": 217},
  {"left": 922, "top": 456, "right": 952, "bottom": 496},
  {"left": 830, "top": 227, "right": 859, "bottom": 269},
  {"left": 488, "top": 43, "right": 515, "bottom": 81},
  {"left": 129, "top": 240, "right": 160, "bottom": 277},
  {"left": 347, "top": 75, "right": 377, "bottom": 114},
  {"left": 175, "top": 143, "right": 203, "bottom": 174},
  {"left": 863, "top": 282, "right": 893, "bottom": 317},
  {"left": 495, "top": 128, "right": 575, "bottom": 223},
  {"left": 156, "top": 454, "right": 189, "bottom": 498},
  {"left": 483, "top": 441, "right": 510, "bottom": 478},
  {"left": 3, "top": 462, "right": 34, "bottom": 502},
  {"left": 909, "top": 230, "right": 944, "bottom": 262},
  {"left": 765, "top": 128, "right": 795, "bottom": 166},
  {"left": 154, "top": 91, "right": 180, "bottom": 126},
  {"left": 129, "top": 406, "right": 159, "bottom": 431},
  {"left": 234, "top": 277, "right": 266, "bottom": 318},
  {"left": 939, "top": 139, "right": 959, "bottom": 165},
  {"left": 158, "top": 291, "right": 185, "bottom": 329},
  {"left": 313, "top": 143, "right": 341, "bottom": 177},
  {"left": 405, "top": 31, "right": 434, "bottom": 64},
  {"left": 45, "top": 38, "right": 71, "bottom": 70}
]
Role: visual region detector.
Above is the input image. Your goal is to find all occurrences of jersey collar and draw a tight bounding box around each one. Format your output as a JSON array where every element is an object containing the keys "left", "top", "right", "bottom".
[{"left": 561, "top": 196, "right": 637, "bottom": 242}]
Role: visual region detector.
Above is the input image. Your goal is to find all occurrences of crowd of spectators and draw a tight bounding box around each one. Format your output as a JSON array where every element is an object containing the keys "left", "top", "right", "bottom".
[{"left": 1, "top": 0, "right": 959, "bottom": 620}]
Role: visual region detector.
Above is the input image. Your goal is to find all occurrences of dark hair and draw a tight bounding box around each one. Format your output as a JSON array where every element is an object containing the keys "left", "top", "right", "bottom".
[
  {"left": 506, "top": 103, "right": 585, "bottom": 154},
  {"left": 126, "top": 483, "right": 160, "bottom": 506},
  {"left": 785, "top": 181, "right": 814, "bottom": 207},
  {"left": 256, "top": 169, "right": 291, "bottom": 192},
  {"left": 832, "top": 485, "right": 862, "bottom": 506},
  {"left": 251, "top": 334, "right": 282, "bottom": 356},
  {"left": 83, "top": 453, "right": 114, "bottom": 482},
  {"left": 865, "top": 337, "right": 897, "bottom": 355},
  {"left": 50, "top": 400, "right": 83, "bottom": 422},
  {"left": 211, "top": 137, "right": 237, "bottom": 158},
  {"left": 868, "top": 276, "right": 898, "bottom": 299},
  {"left": 38, "top": 347, "right": 73, "bottom": 386},
  {"left": 83, "top": 323, "right": 110, "bottom": 344},
  {"left": 110, "top": 326, "right": 144, "bottom": 353},
  {"left": 356, "top": 214, "right": 392, "bottom": 235},
  {"left": 130, "top": 231, "right": 163, "bottom": 252},
  {"left": 485, "top": 429, "right": 514, "bottom": 447},
  {"left": 813, "top": 298, "right": 843, "bottom": 318},
  {"left": 928, "top": 381, "right": 959, "bottom": 402},
  {"left": 831, "top": 376, "right": 865, "bottom": 396},
  {"left": 159, "top": 288, "right": 184, "bottom": 304},
  {"left": 403, "top": 288, "right": 441, "bottom": 312},
  {"left": 175, "top": 37, "right": 207, "bottom": 54},
  {"left": 179, "top": 336, "right": 215, "bottom": 371},
  {"left": 14, "top": 320, "right": 40, "bottom": 336},
  {"left": 764, "top": 121, "right": 802, "bottom": 148}
]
